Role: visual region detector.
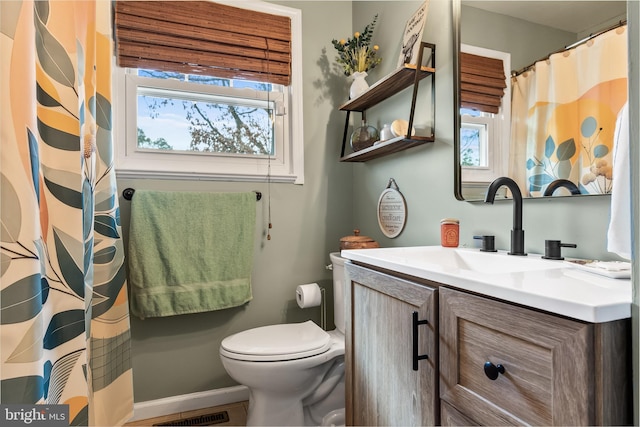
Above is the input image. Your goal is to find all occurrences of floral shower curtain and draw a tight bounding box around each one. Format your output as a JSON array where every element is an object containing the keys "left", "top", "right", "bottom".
[
  {"left": 510, "top": 25, "right": 628, "bottom": 197},
  {"left": 1, "top": 1, "right": 133, "bottom": 425}
]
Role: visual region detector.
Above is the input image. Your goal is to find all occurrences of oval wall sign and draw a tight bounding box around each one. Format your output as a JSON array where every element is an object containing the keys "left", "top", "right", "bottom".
[{"left": 377, "top": 179, "right": 407, "bottom": 238}]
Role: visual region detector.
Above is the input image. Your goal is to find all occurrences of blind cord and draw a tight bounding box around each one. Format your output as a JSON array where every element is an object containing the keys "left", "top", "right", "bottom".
[{"left": 266, "top": 40, "right": 273, "bottom": 241}]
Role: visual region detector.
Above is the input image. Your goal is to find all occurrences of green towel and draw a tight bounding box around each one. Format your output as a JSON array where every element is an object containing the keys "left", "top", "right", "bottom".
[{"left": 128, "top": 190, "right": 255, "bottom": 318}]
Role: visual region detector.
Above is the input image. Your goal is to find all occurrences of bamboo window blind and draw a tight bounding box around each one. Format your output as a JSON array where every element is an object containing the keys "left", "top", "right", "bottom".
[
  {"left": 113, "top": 1, "right": 292, "bottom": 85},
  {"left": 460, "top": 52, "right": 506, "bottom": 114}
]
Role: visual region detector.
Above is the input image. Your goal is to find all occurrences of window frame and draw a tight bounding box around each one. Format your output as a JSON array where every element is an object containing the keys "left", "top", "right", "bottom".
[
  {"left": 460, "top": 117, "right": 492, "bottom": 168},
  {"left": 112, "top": 1, "right": 304, "bottom": 184},
  {"left": 460, "top": 44, "right": 510, "bottom": 185}
]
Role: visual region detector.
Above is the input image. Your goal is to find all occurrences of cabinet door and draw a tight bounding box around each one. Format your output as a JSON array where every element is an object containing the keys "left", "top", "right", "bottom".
[
  {"left": 440, "top": 401, "right": 478, "bottom": 426},
  {"left": 439, "top": 287, "right": 593, "bottom": 426},
  {"left": 345, "top": 263, "right": 437, "bottom": 426}
]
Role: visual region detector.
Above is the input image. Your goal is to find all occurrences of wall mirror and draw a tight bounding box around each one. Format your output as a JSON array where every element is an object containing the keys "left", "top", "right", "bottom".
[{"left": 453, "top": 0, "right": 627, "bottom": 201}]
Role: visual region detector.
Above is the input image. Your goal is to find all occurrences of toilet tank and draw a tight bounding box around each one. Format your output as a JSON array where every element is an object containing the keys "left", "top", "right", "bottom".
[{"left": 329, "top": 252, "right": 346, "bottom": 334}]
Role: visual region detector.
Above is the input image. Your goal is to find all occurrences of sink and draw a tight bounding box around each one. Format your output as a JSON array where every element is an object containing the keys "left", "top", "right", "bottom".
[
  {"left": 344, "top": 246, "right": 563, "bottom": 274},
  {"left": 447, "top": 248, "right": 560, "bottom": 273},
  {"left": 340, "top": 245, "right": 632, "bottom": 324}
]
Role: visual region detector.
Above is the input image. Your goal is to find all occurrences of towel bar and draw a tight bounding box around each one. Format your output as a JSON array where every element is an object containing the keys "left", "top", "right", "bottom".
[{"left": 122, "top": 188, "right": 262, "bottom": 201}]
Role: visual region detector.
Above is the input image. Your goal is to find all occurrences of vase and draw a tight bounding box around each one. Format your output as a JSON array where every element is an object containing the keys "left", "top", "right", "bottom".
[
  {"left": 350, "top": 119, "right": 379, "bottom": 151},
  {"left": 350, "top": 71, "right": 369, "bottom": 99}
]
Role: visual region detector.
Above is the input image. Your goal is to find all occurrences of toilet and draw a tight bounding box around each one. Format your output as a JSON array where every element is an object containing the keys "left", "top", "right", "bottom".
[{"left": 219, "top": 253, "right": 346, "bottom": 426}]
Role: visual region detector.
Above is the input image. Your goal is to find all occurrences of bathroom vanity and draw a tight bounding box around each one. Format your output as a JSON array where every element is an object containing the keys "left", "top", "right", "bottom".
[{"left": 342, "top": 247, "right": 632, "bottom": 426}]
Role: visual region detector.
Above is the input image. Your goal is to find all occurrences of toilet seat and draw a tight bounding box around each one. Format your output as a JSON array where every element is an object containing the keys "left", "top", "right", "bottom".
[{"left": 220, "top": 320, "right": 331, "bottom": 362}]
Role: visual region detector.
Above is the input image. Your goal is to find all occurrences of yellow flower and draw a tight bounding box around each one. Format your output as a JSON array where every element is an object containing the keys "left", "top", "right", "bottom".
[
  {"left": 331, "top": 15, "right": 382, "bottom": 76},
  {"left": 373, "top": 45, "right": 379, "bottom": 51}
]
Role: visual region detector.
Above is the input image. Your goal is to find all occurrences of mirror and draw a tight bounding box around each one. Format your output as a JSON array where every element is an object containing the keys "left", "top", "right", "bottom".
[{"left": 453, "top": 0, "right": 627, "bottom": 201}]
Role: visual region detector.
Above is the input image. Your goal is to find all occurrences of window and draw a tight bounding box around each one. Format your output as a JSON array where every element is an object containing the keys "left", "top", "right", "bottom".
[
  {"left": 113, "top": 1, "right": 304, "bottom": 184},
  {"left": 460, "top": 44, "right": 510, "bottom": 184}
]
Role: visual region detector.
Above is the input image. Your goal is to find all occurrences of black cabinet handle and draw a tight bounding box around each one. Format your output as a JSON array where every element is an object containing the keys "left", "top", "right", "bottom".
[
  {"left": 412, "top": 311, "right": 429, "bottom": 371},
  {"left": 483, "top": 361, "right": 505, "bottom": 380}
]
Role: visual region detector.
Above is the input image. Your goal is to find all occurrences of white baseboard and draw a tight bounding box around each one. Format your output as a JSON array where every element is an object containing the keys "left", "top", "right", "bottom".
[{"left": 128, "top": 385, "right": 249, "bottom": 422}]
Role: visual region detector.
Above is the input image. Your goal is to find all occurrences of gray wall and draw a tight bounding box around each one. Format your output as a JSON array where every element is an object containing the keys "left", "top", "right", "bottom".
[
  {"left": 121, "top": 0, "right": 633, "bottom": 404},
  {"left": 461, "top": 4, "right": 577, "bottom": 71},
  {"left": 119, "top": 1, "right": 355, "bottom": 402}
]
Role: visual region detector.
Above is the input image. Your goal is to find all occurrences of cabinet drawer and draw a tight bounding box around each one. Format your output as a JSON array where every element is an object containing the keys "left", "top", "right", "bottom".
[{"left": 439, "top": 287, "right": 593, "bottom": 426}]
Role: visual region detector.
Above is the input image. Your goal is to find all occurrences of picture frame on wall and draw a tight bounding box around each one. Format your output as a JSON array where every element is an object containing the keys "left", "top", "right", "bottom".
[{"left": 398, "top": 0, "right": 429, "bottom": 67}]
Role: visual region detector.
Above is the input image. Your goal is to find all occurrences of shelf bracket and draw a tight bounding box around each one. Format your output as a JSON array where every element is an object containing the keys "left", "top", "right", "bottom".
[
  {"left": 407, "top": 42, "right": 436, "bottom": 139},
  {"left": 341, "top": 110, "right": 351, "bottom": 158}
]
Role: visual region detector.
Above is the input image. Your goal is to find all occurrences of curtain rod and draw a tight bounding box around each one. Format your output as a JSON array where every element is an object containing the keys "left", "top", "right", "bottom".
[
  {"left": 122, "top": 188, "right": 262, "bottom": 201},
  {"left": 512, "top": 19, "right": 627, "bottom": 78}
]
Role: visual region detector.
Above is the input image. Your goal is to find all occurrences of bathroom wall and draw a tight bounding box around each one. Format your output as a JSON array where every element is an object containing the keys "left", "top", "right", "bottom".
[
  {"left": 117, "top": 0, "right": 631, "bottom": 405},
  {"left": 461, "top": 5, "right": 576, "bottom": 71},
  {"left": 350, "top": 0, "right": 621, "bottom": 261},
  {"left": 117, "top": 1, "right": 355, "bottom": 402}
]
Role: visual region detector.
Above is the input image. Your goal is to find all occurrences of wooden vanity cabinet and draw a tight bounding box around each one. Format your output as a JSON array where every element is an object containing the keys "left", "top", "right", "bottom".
[
  {"left": 344, "top": 262, "right": 630, "bottom": 426},
  {"left": 439, "top": 287, "right": 631, "bottom": 426},
  {"left": 345, "top": 263, "right": 439, "bottom": 426}
]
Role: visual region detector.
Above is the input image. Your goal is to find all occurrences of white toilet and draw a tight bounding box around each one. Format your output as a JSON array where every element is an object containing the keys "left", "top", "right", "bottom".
[{"left": 219, "top": 253, "right": 346, "bottom": 426}]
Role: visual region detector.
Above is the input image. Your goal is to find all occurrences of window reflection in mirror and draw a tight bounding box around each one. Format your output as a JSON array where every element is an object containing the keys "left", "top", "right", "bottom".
[{"left": 459, "top": 43, "right": 510, "bottom": 200}]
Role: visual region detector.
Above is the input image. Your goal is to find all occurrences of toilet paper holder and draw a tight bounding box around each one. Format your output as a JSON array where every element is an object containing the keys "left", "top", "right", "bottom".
[{"left": 320, "top": 287, "right": 326, "bottom": 331}]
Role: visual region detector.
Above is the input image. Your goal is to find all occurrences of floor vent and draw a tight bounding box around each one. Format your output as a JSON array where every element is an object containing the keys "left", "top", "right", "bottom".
[{"left": 153, "top": 410, "right": 230, "bottom": 426}]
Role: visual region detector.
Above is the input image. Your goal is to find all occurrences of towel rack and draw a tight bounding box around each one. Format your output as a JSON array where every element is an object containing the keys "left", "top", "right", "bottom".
[{"left": 122, "top": 188, "right": 262, "bottom": 201}]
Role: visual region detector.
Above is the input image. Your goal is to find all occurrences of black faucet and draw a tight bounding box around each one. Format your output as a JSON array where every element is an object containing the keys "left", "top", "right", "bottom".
[
  {"left": 543, "top": 179, "right": 581, "bottom": 196},
  {"left": 484, "top": 177, "right": 526, "bottom": 256}
]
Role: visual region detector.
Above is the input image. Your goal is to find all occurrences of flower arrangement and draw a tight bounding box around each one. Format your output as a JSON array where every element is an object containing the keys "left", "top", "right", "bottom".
[{"left": 331, "top": 15, "right": 382, "bottom": 76}]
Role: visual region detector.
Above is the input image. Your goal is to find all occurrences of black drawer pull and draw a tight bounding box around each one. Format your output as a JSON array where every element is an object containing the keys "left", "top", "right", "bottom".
[
  {"left": 412, "top": 311, "right": 429, "bottom": 371},
  {"left": 484, "top": 361, "right": 505, "bottom": 380}
]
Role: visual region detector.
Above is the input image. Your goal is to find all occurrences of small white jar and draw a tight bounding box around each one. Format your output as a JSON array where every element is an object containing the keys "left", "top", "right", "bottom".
[{"left": 379, "top": 123, "right": 393, "bottom": 141}]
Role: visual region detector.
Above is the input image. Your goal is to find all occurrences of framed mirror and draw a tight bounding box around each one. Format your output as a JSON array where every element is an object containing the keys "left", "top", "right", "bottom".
[{"left": 453, "top": 0, "right": 627, "bottom": 201}]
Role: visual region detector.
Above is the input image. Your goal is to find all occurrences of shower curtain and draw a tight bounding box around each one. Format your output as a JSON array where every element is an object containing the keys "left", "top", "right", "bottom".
[
  {"left": 510, "top": 25, "right": 628, "bottom": 197},
  {"left": 1, "top": 1, "right": 133, "bottom": 425}
]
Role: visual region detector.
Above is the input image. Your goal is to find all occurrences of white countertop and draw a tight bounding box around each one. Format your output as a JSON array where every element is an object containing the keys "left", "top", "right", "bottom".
[{"left": 341, "top": 246, "right": 632, "bottom": 323}]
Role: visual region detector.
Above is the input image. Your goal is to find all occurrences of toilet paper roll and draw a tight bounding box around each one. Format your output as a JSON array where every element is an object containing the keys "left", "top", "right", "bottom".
[{"left": 296, "top": 283, "right": 322, "bottom": 308}]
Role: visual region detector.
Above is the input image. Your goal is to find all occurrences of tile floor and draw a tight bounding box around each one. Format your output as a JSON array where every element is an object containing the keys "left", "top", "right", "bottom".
[{"left": 124, "top": 401, "right": 248, "bottom": 426}]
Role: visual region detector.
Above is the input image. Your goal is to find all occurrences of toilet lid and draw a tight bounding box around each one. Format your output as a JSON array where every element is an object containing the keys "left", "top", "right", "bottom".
[{"left": 220, "top": 321, "right": 331, "bottom": 362}]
